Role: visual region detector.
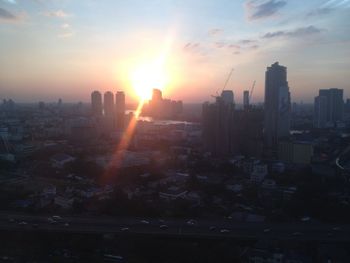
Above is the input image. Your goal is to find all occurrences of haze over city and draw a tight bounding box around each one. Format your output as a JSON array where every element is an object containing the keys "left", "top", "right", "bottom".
[{"left": 1, "top": 0, "right": 350, "bottom": 103}]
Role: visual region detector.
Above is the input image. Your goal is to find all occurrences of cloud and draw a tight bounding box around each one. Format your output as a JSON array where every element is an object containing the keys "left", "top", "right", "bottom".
[
  {"left": 61, "top": 23, "right": 70, "bottom": 29},
  {"left": 238, "top": 39, "right": 257, "bottom": 45},
  {"left": 208, "top": 28, "right": 223, "bottom": 36},
  {"left": 214, "top": 42, "right": 225, "bottom": 48},
  {"left": 2, "top": 0, "right": 16, "bottom": 4},
  {"left": 0, "top": 7, "right": 17, "bottom": 21},
  {"left": 246, "top": 0, "right": 287, "bottom": 20},
  {"left": 58, "top": 32, "right": 74, "bottom": 38},
  {"left": 262, "top": 25, "right": 323, "bottom": 38},
  {"left": 306, "top": 7, "right": 334, "bottom": 17},
  {"left": 43, "top": 10, "right": 70, "bottom": 18},
  {"left": 183, "top": 42, "right": 200, "bottom": 52},
  {"left": 228, "top": 44, "right": 241, "bottom": 49}
]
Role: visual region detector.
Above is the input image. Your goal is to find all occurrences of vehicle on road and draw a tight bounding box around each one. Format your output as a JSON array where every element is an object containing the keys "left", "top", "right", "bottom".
[
  {"left": 186, "top": 219, "right": 197, "bottom": 226},
  {"left": 160, "top": 224, "right": 168, "bottom": 230},
  {"left": 220, "top": 229, "right": 230, "bottom": 233},
  {"left": 140, "top": 220, "right": 149, "bottom": 224},
  {"left": 209, "top": 226, "right": 216, "bottom": 231},
  {"left": 64, "top": 223, "right": 69, "bottom": 227},
  {"left": 263, "top": 228, "right": 271, "bottom": 233},
  {"left": 18, "top": 221, "right": 27, "bottom": 225},
  {"left": 120, "top": 227, "right": 129, "bottom": 232},
  {"left": 52, "top": 215, "right": 62, "bottom": 221}
]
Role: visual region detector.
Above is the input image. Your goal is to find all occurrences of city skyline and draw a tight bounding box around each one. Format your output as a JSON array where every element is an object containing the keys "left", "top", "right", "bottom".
[{"left": 0, "top": 0, "right": 350, "bottom": 103}]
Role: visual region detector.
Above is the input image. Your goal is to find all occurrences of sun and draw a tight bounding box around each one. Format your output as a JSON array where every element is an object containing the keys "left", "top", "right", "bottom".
[{"left": 130, "top": 60, "right": 168, "bottom": 101}]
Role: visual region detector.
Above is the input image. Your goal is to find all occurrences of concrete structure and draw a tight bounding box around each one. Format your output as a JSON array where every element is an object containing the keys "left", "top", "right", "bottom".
[
  {"left": 278, "top": 141, "right": 313, "bottom": 164},
  {"left": 91, "top": 91, "right": 103, "bottom": 116},
  {"left": 221, "top": 90, "right": 234, "bottom": 105},
  {"left": 115, "top": 91, "right": 125, "bottom": 131},
  {"left": 264, "top": 62, "right": 291, "bottom": 154},
  {"left": 314, "top": 95, "right": 328, "bottom": 128},
  {"left": 243, "top": 90, "right": 249, "bottom": 109},
  {"left": 103, "top": 91, "right": 114, "bottom": 117},
  {"left": 314, "top": 88, "right": 344, "bottom": 127}
]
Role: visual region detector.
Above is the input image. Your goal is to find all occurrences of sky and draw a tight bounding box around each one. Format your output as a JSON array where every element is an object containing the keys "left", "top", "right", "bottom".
[{"left": 0, "top": 0, "right": 349, "bottom": 104}]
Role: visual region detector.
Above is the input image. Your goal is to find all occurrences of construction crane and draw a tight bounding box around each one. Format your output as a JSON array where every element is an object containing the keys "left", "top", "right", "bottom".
[
  {"left": 249, "top": 80, "right": 256, "bottom": 101},
  {"left": 212, "top": 68, "right": 235, "bottom": 99}
]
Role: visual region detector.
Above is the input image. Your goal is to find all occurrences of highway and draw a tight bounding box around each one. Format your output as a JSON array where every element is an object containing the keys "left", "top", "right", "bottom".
[{"left": 0, "top": 212, "right": 349, "bottom": 242}]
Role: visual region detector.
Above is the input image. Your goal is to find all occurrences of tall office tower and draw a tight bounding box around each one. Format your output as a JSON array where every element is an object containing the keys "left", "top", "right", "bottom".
[
  {"left": 152, "top": 89, "right": 163, "bottom": 102},
  {"left": 115, "top": 91, "right": 125, "bottom": 131},
  {"left": 103, "top": 91, "right": 114, "bottom": 117},
  {"left": 243, "top": 90, "right": 250, "bottom": 109},
  {"left": 264, "top": 62, "right": 291, "bottom": 151},
  {"left": 318, "top": 88, "right": 344, "bottom": 125},
  {"left": 202, "top": 97, "right": 235, "bottom": 157},
  {"left": 314, "top": 95, "right": 328, "bottom": 128},
  {"left": 221, "top": 90, "right": 234, "bottom": 105},
  {"left": 91, "top": 91, "right": 103, "bottom": 116}
]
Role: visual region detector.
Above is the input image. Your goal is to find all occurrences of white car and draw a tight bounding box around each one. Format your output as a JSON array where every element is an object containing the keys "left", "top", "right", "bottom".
[
  {"left": 186, "top": 219, "right": 197, "bottom": 226},
  {"left": 160, "top": 224, "right": 168, "bottom": 230},
  {"left": 140, "top": 220, "right": 150, "bottom": 224},
  {"left": 220, "top": 229, "right": 230, "bottom": 233},
  {"left": 18, "top": 221, "right": 27, "bottom": 225},
  {"left": 121, "top": 227, "right": 129, "bottom": 232}
]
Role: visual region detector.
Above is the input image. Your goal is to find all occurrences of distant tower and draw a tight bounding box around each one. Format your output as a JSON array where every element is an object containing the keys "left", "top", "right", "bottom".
[
  {"left": 221, "top": 90, "right": 234, "bottom": 105},
  {"left": 104, "top": 91, "right": 114, "bottom": 117},
  {"left": 152, "top": 89, "right": 163, "bottom": 102},
  {"left": 318, "top": 88, "right": 344, "bottom": 125},
  {"left": 243, "top": 90, "right": 250, "bottom": 109},
  {"left": 264, "top": 62, "right": 291, "bottom": 152},
  {"left": 115, "top": 91, "right": 125, "bottom": 131},
  {"left": 91, "top": 91, "right": 103, "bottom": 116},
  {"left": 314, "top": 95, "right": 327, "bottom": 128}
]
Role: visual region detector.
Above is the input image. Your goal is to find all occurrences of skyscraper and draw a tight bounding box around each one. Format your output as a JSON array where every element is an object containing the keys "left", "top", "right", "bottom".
[
  {"left": 115, "top": 91, "right": 125, "bottom": 131},
  {"left": 104, "top": 91, "right": 114, "bottom": 117},
  {"left": 314, "top": 95, "right": 328, "bottom": 128},
  {"left": 317, "top": 88, "right": 344, "bottom": 126},
  {"left": 221, "top": 90, "right": 234, "bottom": 105},
  {"left": 202, "top": 97, "right": 235, "bottom": 156},
  {"left": 243, "top": 90, "right": 250, "bottom": 110},
  {"left": 91, "top": 91, "right": 102, "bottom": 116},
  {"left": 264, "top": 62, "right": 291, "bottom": 151}
]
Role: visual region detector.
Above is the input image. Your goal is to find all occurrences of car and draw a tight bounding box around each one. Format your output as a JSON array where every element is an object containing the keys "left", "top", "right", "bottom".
[
  {"left": 18, "top": 221, "right": 27, "bottom": 225},
  {"left": 48, "top": 218, "right": 57, "bottom": 224},
  {"left": 209, "top": 226, "right": 216, "bottom": 231},
  {"left": 186, "top": 219, "right": 197, "bottom": 226},
  {"left": 140, "top": 220, "right": 150, "bottom": 224},
  {"left": 292, "top": 232, "right": 303, "bottom": 236},
  {"left": 160, "top": 224, "right": 168, "bottom": 230},
  {"left": 220, "top": 229, "right": 230, "bottom": 233},
  {"left": 263, "top": 228, "right": 271, "bottom": 233},
  {"left": 64, "top": 223, "right": 69, "bottom": 227},
  {"left": 32, "top": 223, "right": 39, "bottom": 228},
  {"left": 52, "top": 215, "right": 62, "bottom": 221},
  {"left": 332, "top": 227, "right": 340, "bottom": 231},
  {"left": 159, "top": 219, "right": 165, "bottom": 223},
  {"left": 121, "top": 227, "right": 129, "bottom": 232}
]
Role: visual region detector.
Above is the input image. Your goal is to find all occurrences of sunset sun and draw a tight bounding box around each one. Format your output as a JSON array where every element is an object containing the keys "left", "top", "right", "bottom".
[{"left": 130, "top": 61, "right": 169, "bottom": 101}]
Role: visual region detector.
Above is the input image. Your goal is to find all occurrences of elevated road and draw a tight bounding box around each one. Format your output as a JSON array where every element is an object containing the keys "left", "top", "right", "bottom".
[{"left": 0, "top": 212, "right": 349, "bottom": 242}]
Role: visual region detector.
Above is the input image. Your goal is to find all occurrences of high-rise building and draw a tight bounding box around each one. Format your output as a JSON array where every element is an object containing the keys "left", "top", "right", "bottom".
[
  {"left": 104, "top": 91, "right": 114, "bottom": 117},
  {"left": 243, "top": 90, "right": 250, "bottom": 109},
  {"left": 142, "top": 89, "right": 183, "bottom": 119},
  {"left": 91, "top": 91, "right": 103, "bottom": 116},
  {"left": 202, "top": 97, "right": 235, "bottom": 156},
  {"left": 314, "top": 95, "right": 328, "bottom": 128},
  {"left": 264, "top": 62, "right": 291, "bottom": 152},
  {"left": 316, "top": 88, "right": 344, "bottom": 126},
  {"left": 202, "top": 96, "right": 263, "bottom": 158},
  {"left": 115, "top": 91, "right": 125, "bottom": 131},
  {"left": 221, "top": 90, "right": 234, "bottom": 105}
]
